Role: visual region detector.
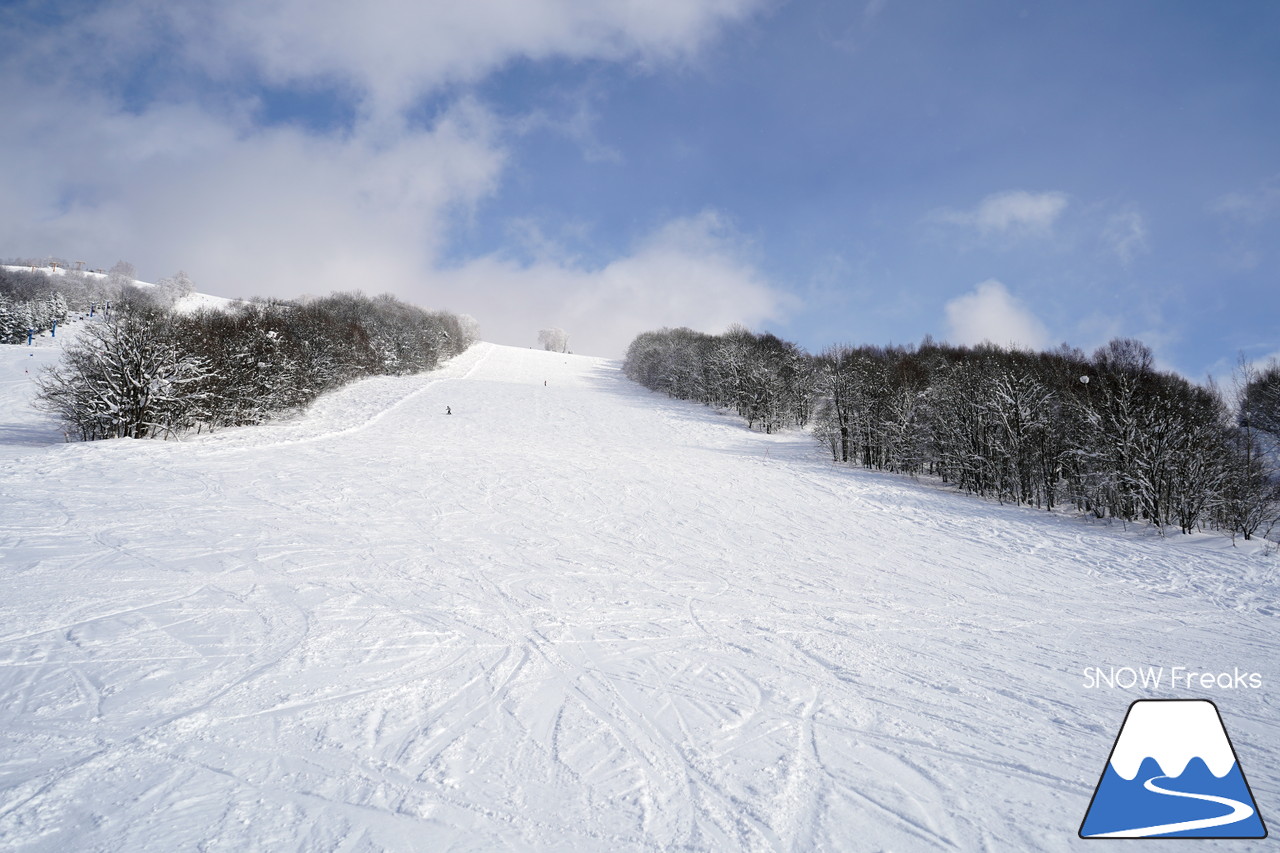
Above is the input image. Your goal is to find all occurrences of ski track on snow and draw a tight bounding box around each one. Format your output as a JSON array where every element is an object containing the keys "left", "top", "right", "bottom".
[{"left": 0, "top": 340, "right": 1276, "bottom": 851}]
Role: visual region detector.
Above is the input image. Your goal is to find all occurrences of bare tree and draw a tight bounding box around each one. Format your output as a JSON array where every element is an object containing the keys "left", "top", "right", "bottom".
[
  {"left": 1216, "top": 356, "right": 1280, "bottom": 540},
  {"left": 625, "top": 327, "right": 1273, "bottom": 537}
]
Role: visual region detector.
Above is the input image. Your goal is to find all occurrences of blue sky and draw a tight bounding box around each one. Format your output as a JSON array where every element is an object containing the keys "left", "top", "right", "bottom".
[{"left": 1, "top": 1, "right": 1277, "bottom": 374}]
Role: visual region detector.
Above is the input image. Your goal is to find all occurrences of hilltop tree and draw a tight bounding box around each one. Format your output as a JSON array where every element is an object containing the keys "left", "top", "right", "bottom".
[
  {"left": 156, "top": 270, "right": 195, "bottom": 308},
  {"left": 539, "top": 328, "right": 569, "bottom": 353},
  {"left": 107, "top": 260, "right": 136, "bottom": 293}
]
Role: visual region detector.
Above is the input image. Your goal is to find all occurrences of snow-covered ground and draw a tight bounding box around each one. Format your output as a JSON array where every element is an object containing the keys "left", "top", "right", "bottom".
[
  {"left": 0, "top": 339, "right": 1276, "bottom": 851},
  {"left": 0, "top": 327, "right": 71, "bottom": 456},
  {"left": 2, "top": 265, "right": 236, "bottom": 315}
]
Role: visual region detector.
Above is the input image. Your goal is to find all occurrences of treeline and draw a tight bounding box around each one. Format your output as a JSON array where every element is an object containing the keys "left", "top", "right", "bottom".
[
  {"left": 624, "top": 327, "right": 1280, "bottom": 540},
  {"left": 37, "top": 292, "right": 478, "bottom": 441},
  {"left": 0, "top": 261, "right": 200, "bottom": 344},
  {"left": 0, "top": 267, "right": 72, "bottom": 342},
  {"left": 625, "top": 326, "right": 814, "bottom": 434}
]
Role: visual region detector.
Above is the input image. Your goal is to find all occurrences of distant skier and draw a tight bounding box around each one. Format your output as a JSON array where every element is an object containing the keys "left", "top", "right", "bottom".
[{"left": 446, "top": 406, "right": 452, "bottom": 415}]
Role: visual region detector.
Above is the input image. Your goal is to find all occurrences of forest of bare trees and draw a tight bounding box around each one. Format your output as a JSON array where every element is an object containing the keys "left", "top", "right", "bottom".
[{"left": 625, "top": 327, "right": 1280, "bottom": 540}]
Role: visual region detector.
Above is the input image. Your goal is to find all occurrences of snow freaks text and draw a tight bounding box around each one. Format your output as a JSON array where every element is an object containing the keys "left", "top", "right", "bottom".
[{"left": 1082, "top": 666, "right": 1263, "bottom": 690}]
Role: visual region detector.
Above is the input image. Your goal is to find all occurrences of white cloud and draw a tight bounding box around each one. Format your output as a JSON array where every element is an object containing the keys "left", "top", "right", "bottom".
[
  {"left": 0, "top": 83, "right": 506, "bottom": 297},
  {"left": 1255, "top": 350, "right": 1280, "bottom": 370},
  {"left": 1210, "top": 175, "right": 1279, "bottom": 274},
  {"left": 1102, "top": 209, "right": 1148, "bottom": 265},
  {"left": 83, "top": 0, "right": 767, "bottom": 123},
  {"left": 0, "top": 1, "right": 784, "bottom": 358},
  {"left": 0, "top": 77, "right": 789, "bottom": 356},
  {"left": 0, "top": 76, "right": 787, "bottom": 358},
  {"left": 1212, "top": 174, "right": 1280, "bottom": 224},
  {"left": 936, "top": 190, "right": 1068, "bottom": 238},
  {"left": 513, "top": 84, "right": 624, "bottom": 165},
  {"left": 944, "top": 279, "right": 1050, "bottom": 350},
  {"left": 12, "top": 0, "right": 765, "bottom": 97},
  {"left": 864, "top": 0, "right": 889, "bottom": 24},
  {"left": 434, "top": 211, "right": 791, "bottom": 357}
]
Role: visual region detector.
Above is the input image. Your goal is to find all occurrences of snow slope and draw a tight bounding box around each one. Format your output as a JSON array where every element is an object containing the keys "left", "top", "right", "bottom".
[
  {"left": 0, "top": 329, "right": 73, "bottom": 457},
  {"left": 0, "top": 341, "right": 1276, "bottom": 851},
  {"left": 1, "top": 265, "right": 236, "bottom": 314}
]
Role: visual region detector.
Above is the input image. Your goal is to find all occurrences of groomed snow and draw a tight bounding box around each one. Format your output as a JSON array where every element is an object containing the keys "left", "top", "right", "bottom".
[
  {"left": 0, "top": 340, "right": 1276, "bottom": 850},
  {"left": 0, "top": 327, "right": 73, "bottom": 458}
]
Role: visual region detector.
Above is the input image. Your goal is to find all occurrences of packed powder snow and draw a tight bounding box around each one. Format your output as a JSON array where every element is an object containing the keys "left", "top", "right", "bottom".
[{"left": 0, "top": 340, "right": 1276, "bottom": 850}]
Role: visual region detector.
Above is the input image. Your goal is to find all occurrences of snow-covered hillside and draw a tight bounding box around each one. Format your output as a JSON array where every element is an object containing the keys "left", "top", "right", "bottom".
[
  {"left": 0, "top": 341, "right": 1275, "bottom": 850},
  {"left": 1, "top": 264, "right": 235, "bottom": 315}
]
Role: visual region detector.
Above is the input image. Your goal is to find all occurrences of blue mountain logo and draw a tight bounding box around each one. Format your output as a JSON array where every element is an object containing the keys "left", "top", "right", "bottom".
[{"left": 1080, "top": 699, "right": 1267, "bottom": 838}]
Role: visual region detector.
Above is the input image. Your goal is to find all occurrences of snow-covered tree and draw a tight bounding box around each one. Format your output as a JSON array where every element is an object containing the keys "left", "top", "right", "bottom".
[
  {"left": 538, "top": 328, "right": 569, "bottom": 353},
  {"left": 156, "top": 270, "right": 195, "bottom": 308},
  {"left": 456, "top": 314, "right": 481, "bottom": 347},
  {"left": 36, "top": 312, "right": 212, "bottom": 440},
  {"left": 48, "top": 292, "right": 69, "bottom": 325},
  {"left": 108, "top": 259, "right": 136, "bottom": 281},
  {"left": 0, "top": 295, "right": 20, "bottom": 343}
]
